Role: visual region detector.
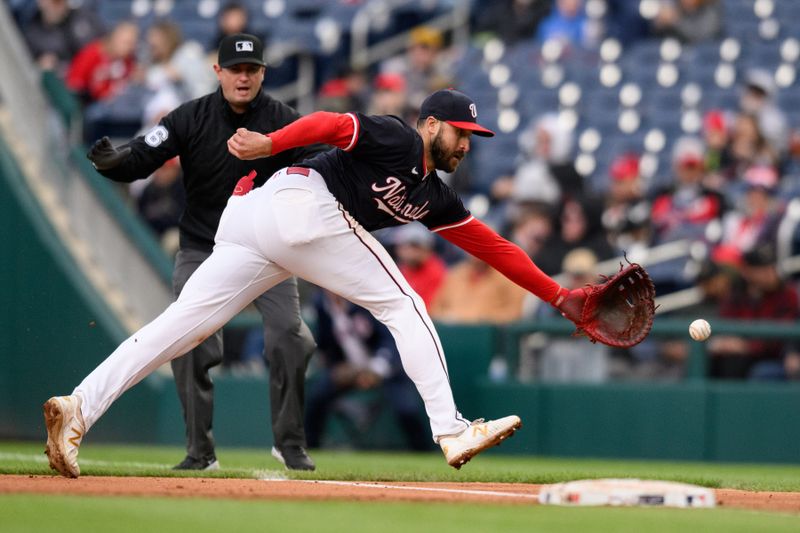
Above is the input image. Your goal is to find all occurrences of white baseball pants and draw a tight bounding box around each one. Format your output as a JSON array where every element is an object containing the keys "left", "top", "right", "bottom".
[{"left": 74, "top": 168, "right": 471, "bottom": 440}]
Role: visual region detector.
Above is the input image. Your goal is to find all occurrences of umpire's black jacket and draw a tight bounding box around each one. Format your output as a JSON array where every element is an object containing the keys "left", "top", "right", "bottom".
[{"left": 100, "top": 88, "right": 324, "bottom": 252}]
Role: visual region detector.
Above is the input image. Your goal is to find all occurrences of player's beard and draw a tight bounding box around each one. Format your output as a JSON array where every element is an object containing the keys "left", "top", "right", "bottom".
[{"left": 431, "top": 130, "right": 463, "bottom": 173}]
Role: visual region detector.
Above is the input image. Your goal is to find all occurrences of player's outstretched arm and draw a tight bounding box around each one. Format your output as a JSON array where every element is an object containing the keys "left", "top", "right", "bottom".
[
  {"left": 438, "top": 217, "right": 656, "bottom": 347},
  {"left": 434, "top": 217, "right": 585, "bottom": 323},
  {"left": 228, "top": 112, "right": 358, "bottom": 160}
]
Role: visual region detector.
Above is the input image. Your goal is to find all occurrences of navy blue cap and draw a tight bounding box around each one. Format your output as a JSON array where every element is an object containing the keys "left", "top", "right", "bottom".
[{"left": 419, "top": 89, "right": 495, "bottom": 137}]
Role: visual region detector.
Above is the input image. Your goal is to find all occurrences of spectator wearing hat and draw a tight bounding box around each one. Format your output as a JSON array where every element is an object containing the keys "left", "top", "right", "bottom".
[
  {"left": 718, "top": 165, "right": 784, "bottom": 258},
  {"left": 393, "top": 223, "right": 448, "bottom": 309},
  {"left": 368, "top": 72, "right": 411, "bottom": 120},
  {"left": 740, "top": 69, "right": 789, "bottom": 159},
  {"left": 381, "top": 26, "right": 453, "bottom": 109},
  {"left": 702, "top": 109, "right": 735, "bottom": 187},
  {"left": 602, "top": 153, "right": 652, "bottom": 250},
  {"left": 651, "top": 136, "right": 724, "bottom": 244},
  {"left": 317, "top": 67, "right": 370, "bottom": 114},
  {"left": 708, "top": 243, "right": 799, "bottom": 380}
]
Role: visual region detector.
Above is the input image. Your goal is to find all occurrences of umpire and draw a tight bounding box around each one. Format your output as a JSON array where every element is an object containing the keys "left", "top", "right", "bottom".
[{"left": 87, "top": 34, "right": 320, "bottom": 470}]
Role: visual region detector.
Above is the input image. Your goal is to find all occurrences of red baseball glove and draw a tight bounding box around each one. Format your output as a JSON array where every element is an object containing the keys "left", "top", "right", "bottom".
[{"left": 552, "top": 262, "right": 656, "bottom": 348}]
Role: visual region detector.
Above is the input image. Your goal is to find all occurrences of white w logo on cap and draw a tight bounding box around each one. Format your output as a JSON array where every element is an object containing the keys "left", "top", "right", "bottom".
[{"left": 469, "top": 103, "right": 477, "bottom": 118}]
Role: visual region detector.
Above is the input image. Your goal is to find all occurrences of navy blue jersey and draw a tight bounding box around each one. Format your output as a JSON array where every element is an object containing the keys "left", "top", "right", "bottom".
[{"left": 300, "top": 113, "right": 471, "bottom": 232}]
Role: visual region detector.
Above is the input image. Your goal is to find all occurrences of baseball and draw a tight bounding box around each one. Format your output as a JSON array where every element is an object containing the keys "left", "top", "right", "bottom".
[{"left": 689, "top": 319, "right": 711, "bottom": 341}]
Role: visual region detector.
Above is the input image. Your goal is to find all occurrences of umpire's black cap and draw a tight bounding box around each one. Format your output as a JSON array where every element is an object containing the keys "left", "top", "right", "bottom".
[
  {"left": 218, "top": 33, "right": 266, "bottom": 68},
  {"left": 420, "top": 89, "right": 495, "bottom": 137}
]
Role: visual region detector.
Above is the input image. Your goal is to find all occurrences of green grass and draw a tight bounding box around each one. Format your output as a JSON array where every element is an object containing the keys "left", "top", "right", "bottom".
[
  {"left": 3, "top": 441, "right": 799, "bottom": 532},
  {"left": 2, "top": 494, "right": 798, "bottom": 533},
  {"left": 3, "top": 440, "right": 800, "bottom": 491}
]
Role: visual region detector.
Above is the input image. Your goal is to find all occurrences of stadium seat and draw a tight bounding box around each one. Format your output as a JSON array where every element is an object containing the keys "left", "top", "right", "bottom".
[
  {"left": 702, "top": 88, "right": 740, "bottom": 112},
  {"left": 97, "top": 1, "right": 137, "bottom": 24},
  {"left": 741, "top": 41, "right": 783, "bottom": 70},
  {"left": 181, "top": 19, "right": 217, "bottom": 46},
  {"left": 504, "top": 41, "right": 541, "bottom": 72},
  {"left": 682, "top": 40, "right": 722, "bottom": 66}
]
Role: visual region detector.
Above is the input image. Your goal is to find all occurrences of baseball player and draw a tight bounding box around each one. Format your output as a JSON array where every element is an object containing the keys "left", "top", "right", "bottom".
[
  {"left": 85, "top": 34, "right": 321, "bottom": 471},
  {"left": 44, "top": 89, "right": 595, "bottom": 477}
]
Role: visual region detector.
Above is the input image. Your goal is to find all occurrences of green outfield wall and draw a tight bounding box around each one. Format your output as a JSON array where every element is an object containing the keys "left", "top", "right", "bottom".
[
  {"left": 477, "top": 380, "right": 800, "bottom": 463},
  {"left": 0, "top": 134, "right": 162, "bottom": 443}
]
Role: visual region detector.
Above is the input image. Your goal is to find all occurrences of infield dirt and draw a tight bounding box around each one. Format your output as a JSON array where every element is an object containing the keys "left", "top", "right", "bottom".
[{"left": 1, "top": 475, "right": 799, "bottom": 512}]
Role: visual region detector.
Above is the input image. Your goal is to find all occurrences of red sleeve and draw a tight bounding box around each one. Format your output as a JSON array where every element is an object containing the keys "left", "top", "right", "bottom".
[
  {"left": 436, "top": 217, "right": 562, "bottom": 303},
  {"left": 268, "top": 111, "right": 358, "bottom": 155}
]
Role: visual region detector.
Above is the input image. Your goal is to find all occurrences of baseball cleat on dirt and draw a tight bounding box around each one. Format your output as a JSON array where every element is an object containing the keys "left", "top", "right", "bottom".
[
  {"left": 438, "top": 415, "right": 522, "bottom": 469},
  {"left": 43, "top": 395, "right": 86, "bottom": 478}
]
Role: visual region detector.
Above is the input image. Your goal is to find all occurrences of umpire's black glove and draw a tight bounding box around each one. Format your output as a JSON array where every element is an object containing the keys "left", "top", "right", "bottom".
[{"left": 87, "top": 136, "right": 131, "bottom": 170}]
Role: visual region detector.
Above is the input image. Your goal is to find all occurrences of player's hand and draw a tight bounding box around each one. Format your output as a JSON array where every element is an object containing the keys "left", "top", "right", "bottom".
[
  {"left": 87, "top": 136, "right": 131, "bottom": 170},
  {"left": 228, "top": 128, "right": 272, "bottom": 160},
  {"left": 552, "top": 287, "right": 588, "bottom": 325}
]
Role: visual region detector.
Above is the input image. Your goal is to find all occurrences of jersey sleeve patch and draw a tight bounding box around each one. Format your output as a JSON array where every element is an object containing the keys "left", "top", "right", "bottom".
[{"left": 144, "top": 125, "right": 169, "bottom": 147}]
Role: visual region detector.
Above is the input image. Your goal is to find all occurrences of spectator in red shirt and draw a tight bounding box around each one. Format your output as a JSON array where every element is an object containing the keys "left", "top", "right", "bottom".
[
  {"left": 66, "top": 21, "right": 139, "bottom": 103},
  {"left": 719, "top": 164, "right": 784, "bottom": 258},
  {"left": 652, "top": 136, "right": 724, "bottom": 244},
  {"left": 708, "top": 243, "right": 799, "bottom": 380},
  {"left": 393, "top": 223, "right": 447, "bottom": 309}
]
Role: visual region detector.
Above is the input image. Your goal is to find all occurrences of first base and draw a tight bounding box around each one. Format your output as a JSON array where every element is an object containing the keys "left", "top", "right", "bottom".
[{"left": 538, "top": 478, "right": 716, "bottom": 508}]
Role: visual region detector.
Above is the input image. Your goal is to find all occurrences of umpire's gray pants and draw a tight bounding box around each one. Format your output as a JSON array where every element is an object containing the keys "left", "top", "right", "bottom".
[{"left": 170, "top": 248, "right": 316, "bottom": 459}]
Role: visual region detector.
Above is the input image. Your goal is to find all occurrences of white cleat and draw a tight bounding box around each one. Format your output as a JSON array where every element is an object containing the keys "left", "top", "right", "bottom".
[
  {"left": 43, "top": 395, "right": 86, "bottom": 478},
  {"left": 438, "top": 415, "right": 522, "bottom": 469}
]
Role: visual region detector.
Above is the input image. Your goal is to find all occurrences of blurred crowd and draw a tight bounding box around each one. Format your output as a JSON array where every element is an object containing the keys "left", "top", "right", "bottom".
[{"left": 11, "top": 0, "right": 800, "bottom": 390}]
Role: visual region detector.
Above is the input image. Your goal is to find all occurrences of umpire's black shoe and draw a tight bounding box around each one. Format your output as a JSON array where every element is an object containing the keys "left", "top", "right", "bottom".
[
  {"left": 271, "top": 445, "right": 316, "bottom": 471},
  {"left": 172, "top": 454, "right": 220, "bottom": 471}
]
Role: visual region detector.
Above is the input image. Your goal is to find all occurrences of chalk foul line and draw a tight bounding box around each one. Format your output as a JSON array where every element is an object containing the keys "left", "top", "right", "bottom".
[{"left": 294, "top": 479, "right": 539, "bottom": 499}]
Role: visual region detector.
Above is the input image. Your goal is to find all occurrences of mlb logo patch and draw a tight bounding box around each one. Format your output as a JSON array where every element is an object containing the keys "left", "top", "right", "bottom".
[{"left": 235, "top": 41, "right": 254, "bottom": 52}]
